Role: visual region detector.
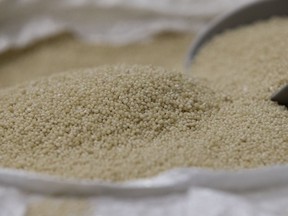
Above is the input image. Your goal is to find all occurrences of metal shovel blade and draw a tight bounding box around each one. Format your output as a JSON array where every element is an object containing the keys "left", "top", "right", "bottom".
[{"left": 271, "top": 85, "right": 288, "bottom": 107}]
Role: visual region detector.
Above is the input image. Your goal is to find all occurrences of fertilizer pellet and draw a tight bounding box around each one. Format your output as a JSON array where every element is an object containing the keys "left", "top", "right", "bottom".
[{"left": 0, "top": 65, "right": 221, "bottom": 181}]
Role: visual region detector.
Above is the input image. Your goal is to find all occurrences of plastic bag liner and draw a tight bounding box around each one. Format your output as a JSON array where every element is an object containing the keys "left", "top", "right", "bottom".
[
  {"left": 3, "top": 0, "right": 288, "bottom": 215},
  {"left": 0, "top": 0, "right": 257, "bottom": 50},
  {"left": 1, "top": 166, "right": 288, "bottom": 215}
]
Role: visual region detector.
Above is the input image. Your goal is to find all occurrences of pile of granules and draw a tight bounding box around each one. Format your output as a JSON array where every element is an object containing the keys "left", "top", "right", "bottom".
[
  {"left": 191, "top": 17, "right": 288, "bottom": 99},
  {"left": 189, "top": 17, "right": 288, "bottom": 169},
  {"left": 1, "top": 17, "right": 288, "bottom": 182},
  {"left": 0, "top": 65, "right": 222, "bottom": 181}
]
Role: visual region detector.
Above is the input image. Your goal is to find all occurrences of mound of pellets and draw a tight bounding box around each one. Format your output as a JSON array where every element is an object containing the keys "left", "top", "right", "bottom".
[
  {"left": 1, "top": 17, "right": 288, "bottom": 182},
  {"left": 0, "top": 65, "right": 222, "bottom": 181},
  {"left": 190, "top": 17, "right": 288, "bottom": 168}
]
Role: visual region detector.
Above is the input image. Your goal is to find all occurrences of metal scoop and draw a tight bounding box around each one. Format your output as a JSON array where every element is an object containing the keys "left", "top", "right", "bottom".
[
  {"left": 186, "top": 0, "right": 288, "bottom": 107},
  {"left": 271, "top": 85, "right": 288, "bottom": 107}
]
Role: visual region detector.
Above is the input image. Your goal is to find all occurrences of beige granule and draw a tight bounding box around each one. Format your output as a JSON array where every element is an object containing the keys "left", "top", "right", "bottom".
[
  {"left": 26, "top": 198, "right": 91, "bottom": 216},
  {"left": 0, "top": 65, "right": 222, "bottom": 181}
]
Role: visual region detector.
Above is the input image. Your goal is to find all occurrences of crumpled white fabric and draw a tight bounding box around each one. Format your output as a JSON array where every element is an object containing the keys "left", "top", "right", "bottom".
[
  {"left": 0, "top": 187, "right": 26, "bottom": 216},
  {"left": 1, "top": 166, "right": 288, "bottom": 216},
  {"left": 0, "top": 0, "right": 257, "bottom": 51}
]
